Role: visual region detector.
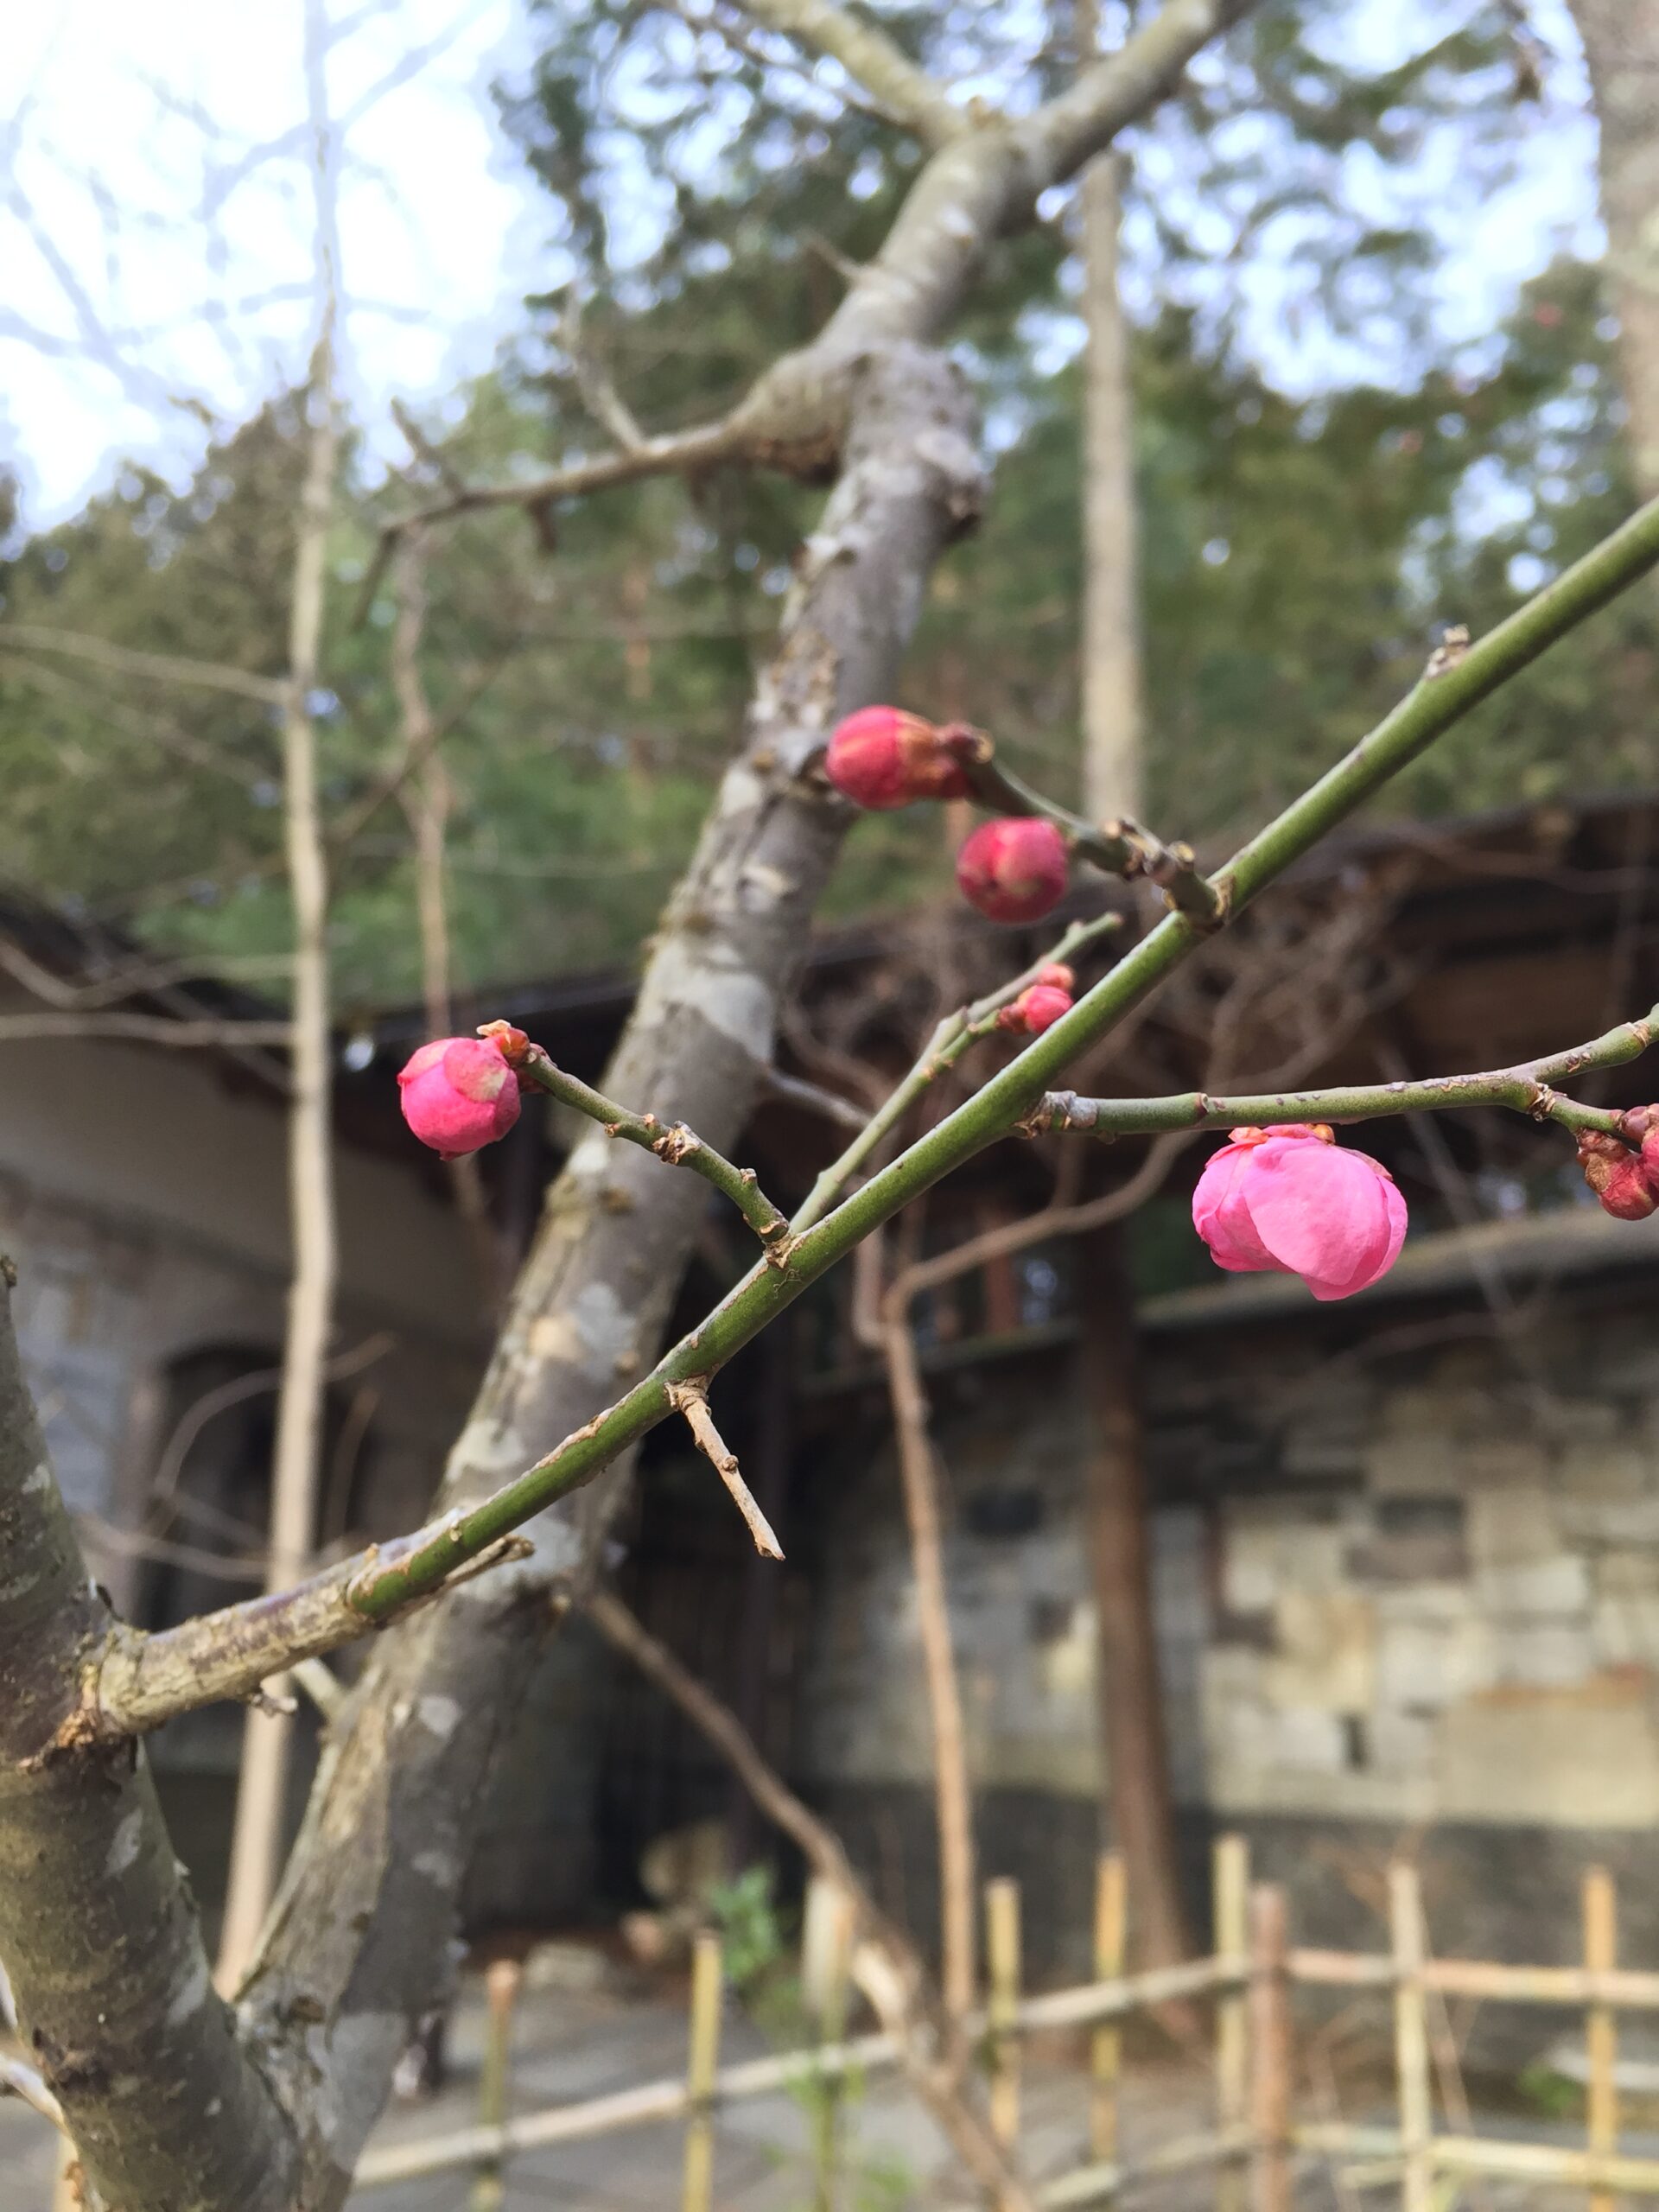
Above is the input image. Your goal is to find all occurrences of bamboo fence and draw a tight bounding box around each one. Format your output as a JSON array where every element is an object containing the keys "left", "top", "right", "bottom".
[{"left": 352, "top": 1839, "right": 1659, "bottom": 2208}]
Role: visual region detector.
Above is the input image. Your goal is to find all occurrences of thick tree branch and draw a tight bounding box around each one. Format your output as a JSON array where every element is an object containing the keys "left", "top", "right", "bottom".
[
  {"left": 232, "top": 342, "right": 985, "bottom": 2205},
  {"left": 67, "top": 490, "right": 1659, "bottom": 1751},
  {"left": 727, "top": 0, "right": 967, "bottom": 146},
  {"left": 1028, "top": 0, "right": 1254, "bottom": 188},
  {"left": 1032, "top": 1009, "right": 1659, "bottom": 1140},
  {"left": 0, "top": 1266, "right": 298, "bottom": 2210},
  {"left": 372, "top": 0, "right": 1261, "bottom": 551}
]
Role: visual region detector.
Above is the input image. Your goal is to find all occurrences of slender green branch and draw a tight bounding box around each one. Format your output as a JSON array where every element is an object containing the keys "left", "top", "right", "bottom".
[
  {"left": 85, "top": 486, "right": 1659, "bottom": 1729},
  {"left": 791, "top": 908, "right": 1124, "bottom": 1233},
  {"left": 508, "top": 1035, "right": 793, "bottom": 1257},
  {"left": 1031, "top": 1006, "right": 1659, "bottom": 1142},
  {"left": 940, "top": 724, "right": 1223, "bottom": 923}
]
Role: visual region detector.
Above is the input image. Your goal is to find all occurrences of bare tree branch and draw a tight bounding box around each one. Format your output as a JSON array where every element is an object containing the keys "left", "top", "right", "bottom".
[
  {"left": 723, "top": 0, "right": 967, "bottom": 145},
  {"left": 0, "top": 1012, "right": 293, "bottom": 1046},
  {"left": 0, "top": 622, "right": 288, "bottom": 705},
  {"left": 666, "top": 1378, "right": 785, "bottom": 1558}
]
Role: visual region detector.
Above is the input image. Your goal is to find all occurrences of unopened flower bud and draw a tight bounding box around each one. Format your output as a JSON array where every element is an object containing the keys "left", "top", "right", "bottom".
[
  {"left": 1033, "top": 963, "right": 1075, "bottom": 992},
  {"left": 1578, "top": 1128, "right": 1658, "bottom": 1220},
  {"left": 956, "top": 817, "right": 1070, "bottom": 925},
  {"left": 995, "top": 982, "right": 1074, "bottom": 1036},
  {"left": 398, "top": 1035, "right": 522, "bottom": 1159},
  {"left": 824, "top": 706, "right": 969, "bottom": 810}
]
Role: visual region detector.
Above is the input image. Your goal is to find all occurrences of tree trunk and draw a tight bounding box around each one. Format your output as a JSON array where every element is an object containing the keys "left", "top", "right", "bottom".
[
  {"left": 1078, "top": 1224, "right": 1189, "bottom": 1968},
  {"left": 0, "top": 1268, "right": 297, "bottom": 2211},
  {"left": 1078, "top": 144, "right": 1144, "bottom": 823},
  {"left": 243, "top": 345, "right": 984, "bottom": 2205},
  {"left": 1571, "top": 1, "right": 1659, "bottom": 493}
]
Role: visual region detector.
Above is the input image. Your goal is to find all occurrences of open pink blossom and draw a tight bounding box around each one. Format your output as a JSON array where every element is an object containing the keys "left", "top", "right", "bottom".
[
  {"left": 1192, "top": 1123, "right": 1407, "bottom": 1302},
  {"left": 398, "top": 1036, "right": 522, "bottom": 1159}
]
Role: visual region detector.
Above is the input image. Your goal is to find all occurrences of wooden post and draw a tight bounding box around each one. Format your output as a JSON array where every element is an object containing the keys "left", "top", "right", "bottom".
[
  {"left": 1389, "top": 1862, "right": 1433, "bottom": 2212},
  {"left": 1214, "top": 1834, "right": 1250, "bottom": 2212},
  {"left": 1586, "top": 1866, "right": 1619, "bottom": 2212},
  {"left": 468, "top": 1955, "right": 523, "bottom": 2212},
  {"left": 1081, "top": 1225, "right": 1192, "bottom": 1971},
  {"left": 682, "top": 1929, "right": 723, "bottom": 2212},
  {"left": 987, "top": 1877, "right": 1023, "bottom": 2158},
  {"left": 1248, "top": 1885, "right": 1292, "bottom": 2212},
  {"left": 1090, "top": 1850, "right": 1128, "bottom": 2162},
  {"left": 803, "top": 1878, "right": 854, "bottom": 2212}
]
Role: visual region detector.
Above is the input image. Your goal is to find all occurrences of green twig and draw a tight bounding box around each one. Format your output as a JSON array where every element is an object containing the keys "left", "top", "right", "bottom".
[
  {"left": 512, "top": 1043, "right": 794, "bottom": 1260},
  {"left": 791, "top": 907, "right": 1124, "bottom": 1234},
  {"left": 940, "top": 725, "right": 1223, "bottom": 924},
  {"left": 1030, "top": 1006, "right": 1659, "bottom": 1142}
]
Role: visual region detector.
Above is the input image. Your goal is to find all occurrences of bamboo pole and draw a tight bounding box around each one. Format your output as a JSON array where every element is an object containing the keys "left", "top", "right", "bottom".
[
  {"left": 1296, "top": 2125, "right": 1659, "bottom": 2197},
  {"left": 1586, "top": 1867, "right": 1619, "bottom": 2212},
  {"left": 1291, "top": 1948, "right": 1659, "bottom": 2009},
  {"left": 352, "top": 1955, "right": 1248, "bottom": 2191},
  {"left": 988, "top": 1878, "right": 1023, "bottom": 2156},
  {"left": 468, "top": 1957, "right": 522, "bottom": 2212},
  {"left": 1389, "top": 1864, "right": 1433, "bottom": 2212},
  {"left": 683, "top": 1930, "right": 723, "bottom": 2212},
  {"left": 803, "top": 1877, "right": 854, "bottom": 2212},
  {"left": 1090, "top": 1852, "right": 1127, "bottom": 2163},
  {"left": 1214, "top": 1835, "right": 1250, "bottom": 2212},
  {"left": 1248, "top": 1886, "right": 1291, "bottom": 2212}
]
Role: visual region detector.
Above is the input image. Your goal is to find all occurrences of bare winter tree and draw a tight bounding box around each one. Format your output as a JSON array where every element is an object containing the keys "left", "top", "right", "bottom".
[{"left": 10, "top": 7, "right": 1659, "bottom": 2211}]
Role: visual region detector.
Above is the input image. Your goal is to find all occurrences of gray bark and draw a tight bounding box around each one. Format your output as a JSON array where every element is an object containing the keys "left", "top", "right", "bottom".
[
  {"left": 0, "top": 1266, "right": 296, "bottom": 2212},
  {"left": 1571, "top": 1, "right": 1659, "bottom": 493},
  {"left": 245, "top": 346, "right": 984, "bottom": 2203}
]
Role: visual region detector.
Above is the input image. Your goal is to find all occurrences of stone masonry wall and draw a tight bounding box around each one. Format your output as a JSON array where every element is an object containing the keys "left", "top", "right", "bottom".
[{"left": 794, "top": 1272, "right": 1659, "bottom": 1993}]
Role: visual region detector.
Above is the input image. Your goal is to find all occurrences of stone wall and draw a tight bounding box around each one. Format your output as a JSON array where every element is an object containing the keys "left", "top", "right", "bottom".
[{"left": 792, "top": 1262, "right": 1659, "bottom": 2004}]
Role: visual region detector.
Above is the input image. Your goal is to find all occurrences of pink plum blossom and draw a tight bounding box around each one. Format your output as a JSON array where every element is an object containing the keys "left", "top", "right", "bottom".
[
  {"left": 1192, "top": 1123, "right": 1407, "bottom": 1302},
  {"left": 398, "top": 1036, "right": 522, "bottom": 1159}
]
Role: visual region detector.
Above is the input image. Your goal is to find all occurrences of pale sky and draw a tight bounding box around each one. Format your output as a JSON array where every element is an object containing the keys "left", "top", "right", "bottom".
[
  {"left": 0, "top": 0, "right": 1606, "bottom": 532},
  {"left": 2, "top": 0, "right": 548, "bottom": 524}
]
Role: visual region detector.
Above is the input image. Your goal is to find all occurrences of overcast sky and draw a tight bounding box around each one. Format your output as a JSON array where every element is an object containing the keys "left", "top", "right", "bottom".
[{"left": 0, "top": 0, "right": 1604, "bottom": 532}]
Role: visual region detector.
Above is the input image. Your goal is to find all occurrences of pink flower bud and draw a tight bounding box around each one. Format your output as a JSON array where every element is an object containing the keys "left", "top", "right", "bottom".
[
  {"left": 1033, "top": 963, "right": 1075, "bottom": 993},
  {"left": 824, "top": 706, "right": 969, "bottom": 810},
  {"left": 956, "top": 817, "right": 1070, "bottom": 925},
  {"left": 1192, "top": 1122, "right": 1408, "bottom": 1302},
  {"left": 1579, "top": 1128, "right": 1658, "bottom": 1220},
  {"left": 398, "top": 1036, "right": 522, "bottom": 1159},
  {"left": 995, "top": 982, "right": 1074, "bottom": 1035}
]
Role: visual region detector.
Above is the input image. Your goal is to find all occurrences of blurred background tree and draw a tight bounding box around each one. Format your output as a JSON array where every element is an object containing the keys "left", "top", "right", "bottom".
[{"left": 2, "top": 0, "right": 1646, "bottom": 1004}]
